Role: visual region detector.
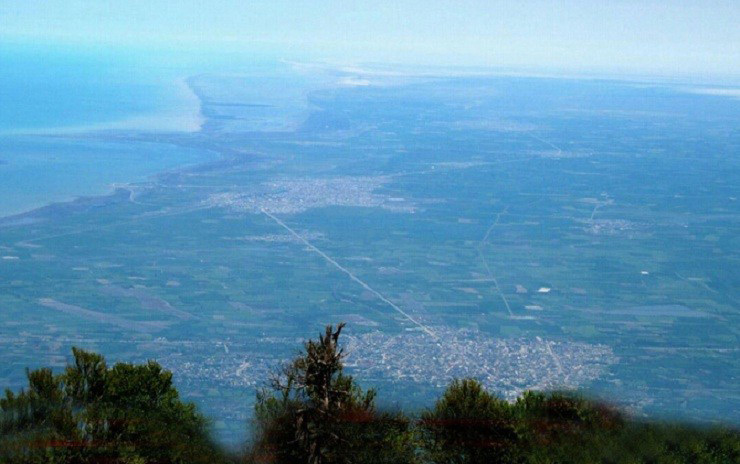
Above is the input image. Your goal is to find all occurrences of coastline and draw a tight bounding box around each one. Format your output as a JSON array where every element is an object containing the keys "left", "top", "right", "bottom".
[
  {"left": 0, "top": 187, "right": 134, "bottom": 228},
  {"left": 0, "top": 144, "right": 224, "bottom": 225},
  {"left": 0, "top": 76, "right": 209, "bottom": 221},
  {"left": 0, "top": 141, "right": 220, "bottom": 224}
]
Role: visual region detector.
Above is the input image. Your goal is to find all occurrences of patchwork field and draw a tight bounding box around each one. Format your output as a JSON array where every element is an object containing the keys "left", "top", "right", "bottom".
[{"left": 1, "top": 68, "right": 738, "bottom": 443}]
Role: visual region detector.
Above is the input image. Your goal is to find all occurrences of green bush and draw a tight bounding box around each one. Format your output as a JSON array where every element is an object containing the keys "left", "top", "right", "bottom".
[
  {"left": 419, "top": 379, "right": 521, "bottom": 464},
  {"left": 2, "top": 324, "right": 738, "bottom": 464},
  {"left": 248, "top": 324, "right": 418, "bottom": 464},
  {"left": 0, "top": 348, "right": 224, "bottom": 464}
]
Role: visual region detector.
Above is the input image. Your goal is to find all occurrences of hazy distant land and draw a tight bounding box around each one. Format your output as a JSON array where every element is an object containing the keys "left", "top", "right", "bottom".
[{"left": 1, "top": 62, "right": 738, "bottom": 445}]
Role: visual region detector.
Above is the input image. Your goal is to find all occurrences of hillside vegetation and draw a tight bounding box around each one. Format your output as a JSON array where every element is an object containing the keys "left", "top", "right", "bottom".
[{"left": 2, "top": 324, "right": 737, "bottom": 464}]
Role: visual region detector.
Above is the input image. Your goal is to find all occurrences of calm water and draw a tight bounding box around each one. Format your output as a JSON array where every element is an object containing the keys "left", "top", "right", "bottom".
[
  {"left": 0, "top": 136, "right": 211, "bottom": 217},
  {"left": 0, "top": 44, "right": 203, "bottom": 133},
  {"left": 0, "top": 45, "right": 208, "bottom": 217}
]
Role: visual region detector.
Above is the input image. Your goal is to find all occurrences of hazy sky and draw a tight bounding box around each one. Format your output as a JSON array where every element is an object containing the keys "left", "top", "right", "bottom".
[{"left": 2, "top": 1, "right": 738, "bottom": 79}]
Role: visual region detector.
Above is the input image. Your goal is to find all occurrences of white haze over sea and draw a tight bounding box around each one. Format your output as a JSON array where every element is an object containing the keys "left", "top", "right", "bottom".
[
  {"left": 15, "top": 76, "right": 206, "bottom": 135},
  {"left": 0, "top": 45, "right": 211, "bottom": 218},
  {"left": 0, "top": 46, "right": 204, "bottom": 135}
]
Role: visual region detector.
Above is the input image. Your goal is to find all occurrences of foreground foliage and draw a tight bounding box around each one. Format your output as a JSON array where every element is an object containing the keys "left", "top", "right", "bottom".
[
  {"left": 2, "top": 325, "right": 738, "bottom": 464},
  {"left": 248, "top": 323, "right": 418, "bottom": 464},
  {"left": 0, "top": 348, "right": 224, "bottom": 464},
  {"left": 420, "top": 378, "right": 520, "bottom": 464},
  {"left": 248, "top": 325, "right": 738, "bottom": 464}
]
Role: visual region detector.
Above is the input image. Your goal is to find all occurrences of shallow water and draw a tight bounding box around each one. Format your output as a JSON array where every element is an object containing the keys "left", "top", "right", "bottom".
[
  {"left": 0, "top": 135, "right": 212, "bottom": 217},
  {"left": 0, "top": 45, "right": 212, "bottom": 217},
  {"left": 0, "top": 44, "right": 202, "bottom": 134}
]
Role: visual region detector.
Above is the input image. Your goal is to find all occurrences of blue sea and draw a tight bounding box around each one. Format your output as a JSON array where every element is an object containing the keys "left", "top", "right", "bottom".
[{"left": 0, "top": 44, "right": 209, "bottom": 217}]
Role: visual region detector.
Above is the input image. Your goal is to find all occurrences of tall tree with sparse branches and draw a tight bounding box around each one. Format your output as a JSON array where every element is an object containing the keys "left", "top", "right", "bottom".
[{"left": 250, "top": 323, "right": 417, "bottom": 464}]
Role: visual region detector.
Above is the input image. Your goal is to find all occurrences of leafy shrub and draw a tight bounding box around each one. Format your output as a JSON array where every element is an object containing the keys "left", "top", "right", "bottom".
[{"left": 0, "top": 348, "right": 224, "bottom": 464}]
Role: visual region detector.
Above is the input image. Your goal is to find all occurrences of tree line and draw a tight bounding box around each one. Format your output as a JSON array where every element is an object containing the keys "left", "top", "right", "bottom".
[{"left": 2, "top": 323, "right": 738, "bottom": 463}]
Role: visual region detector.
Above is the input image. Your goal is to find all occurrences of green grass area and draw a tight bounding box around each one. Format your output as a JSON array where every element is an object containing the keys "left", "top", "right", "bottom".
[{"left": 0, "top": 74, "right": 737, "bottom": 446}]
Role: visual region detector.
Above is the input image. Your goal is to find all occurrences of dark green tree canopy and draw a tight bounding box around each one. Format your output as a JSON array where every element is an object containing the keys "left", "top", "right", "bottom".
[
  {"left": 1, "top": 347, "right": 223, "bottom": 464},
  {"left": 2, "top": 325, "right": 738, "bottom": 464},
  {"left": 250, "top": 323, "right": 417, "bottom": 464},
  {"left": 420, "top": 378, "right": 520, "bottom": 464}
]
